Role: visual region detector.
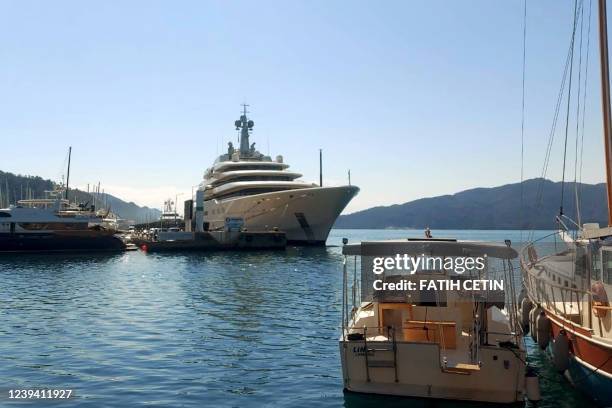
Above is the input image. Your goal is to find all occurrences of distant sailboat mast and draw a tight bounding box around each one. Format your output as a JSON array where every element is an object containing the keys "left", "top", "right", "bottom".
[
  {"left": 65, "top": 146, "right": 72, "bottom": 201},
  {"left": 598, "top": 0, "right": 612, "bottom": 226}
]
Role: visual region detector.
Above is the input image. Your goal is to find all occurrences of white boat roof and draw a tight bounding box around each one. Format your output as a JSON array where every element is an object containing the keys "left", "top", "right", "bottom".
[
  {"left": 342, "top": 238, "right": 517, "bottom": 259},
  {"left": 210, "top": 169, "right": 302, "bottom": 183},
  {"left": 213, "top": 160, "right": 289, "bottom": 172},
  {"left": 206, "top": 180, "right": 314, "bottom": 197}
]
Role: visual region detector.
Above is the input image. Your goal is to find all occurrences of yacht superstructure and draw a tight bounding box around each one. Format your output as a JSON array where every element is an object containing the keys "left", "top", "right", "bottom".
[{"left": 199, "top": 106, "right": 358, "bottom": 244}]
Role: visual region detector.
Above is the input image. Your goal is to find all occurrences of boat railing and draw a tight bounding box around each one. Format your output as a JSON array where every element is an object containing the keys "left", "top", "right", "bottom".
[
  {"left": 520, "top": 231, "right": 593, "bottom": 327},
  {"left": 342, "top": 241, "right": 522, "bottom": 340}
]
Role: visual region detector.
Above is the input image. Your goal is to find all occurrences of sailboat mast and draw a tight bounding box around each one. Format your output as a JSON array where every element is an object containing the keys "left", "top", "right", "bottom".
[
  {"left": 598, "top": 0, "right": 612, "bottom": 226},
  {"left": 65, "top": 146, "right": 72, "bottom": 201}
]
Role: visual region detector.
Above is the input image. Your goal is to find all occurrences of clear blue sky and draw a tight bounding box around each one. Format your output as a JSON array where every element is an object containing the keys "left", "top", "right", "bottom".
[{"left": 0, "top": 0, "right": 607, "bottom": 213}]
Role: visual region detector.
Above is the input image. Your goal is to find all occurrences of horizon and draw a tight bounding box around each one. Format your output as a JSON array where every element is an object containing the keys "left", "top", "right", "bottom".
[{"left": 0, "top": 1, "right": 608, "bottom": 213}]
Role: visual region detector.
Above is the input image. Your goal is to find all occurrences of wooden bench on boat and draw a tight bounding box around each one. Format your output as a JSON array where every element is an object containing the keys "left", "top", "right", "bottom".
[
  {"left": 377, "top": 303, "right": 457, "bottom": 348},
  {"left": 403, "top": 320, "right": 457, "bottom": 349}
]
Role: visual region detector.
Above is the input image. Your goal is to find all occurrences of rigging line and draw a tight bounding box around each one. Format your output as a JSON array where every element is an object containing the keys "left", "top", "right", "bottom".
[
  {"left": 560, "top": 0, "right": 580, "bottom": 217},
  {"left": 538, "top": 42, "right": 574, "bottom": 195},
  {"left": 520, "top": 0, "right": 527, "bottom": 240},
  {"left": 574, "top": 0, "right": 586, "bottom": 229},
  {"left": 579, "top": 0, "right": 593, "bottom": 210},
  {"left": 530, "top": 3, "right": 582, "bottom": 242},
  {"left": 531, "top": 42, "right": 573, "bottom": 243},
  {"left": 536, "top": 45, "right": 571, "bottom": 206}
]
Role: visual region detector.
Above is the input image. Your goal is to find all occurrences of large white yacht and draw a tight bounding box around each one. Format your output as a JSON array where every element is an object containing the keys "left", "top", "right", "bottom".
[{"left": 199, "top": 106, "right": 359, "bottom": 245}]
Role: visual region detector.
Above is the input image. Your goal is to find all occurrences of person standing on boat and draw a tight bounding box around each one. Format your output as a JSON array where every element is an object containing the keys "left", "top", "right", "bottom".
[{"left": 425, "top": 227, "right": 432, "bottom": 238}]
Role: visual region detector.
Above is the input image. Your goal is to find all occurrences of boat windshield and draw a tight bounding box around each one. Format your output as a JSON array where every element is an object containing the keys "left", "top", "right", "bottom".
[{"left": 343, "top": 240, "right": 517, "bottom": 305}]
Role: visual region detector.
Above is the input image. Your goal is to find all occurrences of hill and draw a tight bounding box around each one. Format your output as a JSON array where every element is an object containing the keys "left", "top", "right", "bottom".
[{"left": 335, "top": 178, "right": 608, "bottom": 230}]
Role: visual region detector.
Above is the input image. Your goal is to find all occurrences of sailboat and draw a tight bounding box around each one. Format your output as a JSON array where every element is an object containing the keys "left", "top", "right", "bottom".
[{"left": 520, "top": 0, "right": 612, "bottom": 405}]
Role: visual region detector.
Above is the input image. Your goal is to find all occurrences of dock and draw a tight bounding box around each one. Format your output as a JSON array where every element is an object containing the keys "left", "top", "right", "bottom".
[{"left": 132, "top": 230, "right": 286, "bottom": 252}]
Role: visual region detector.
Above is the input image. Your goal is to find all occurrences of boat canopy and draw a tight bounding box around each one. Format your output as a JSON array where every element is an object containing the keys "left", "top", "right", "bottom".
[{"left": 342, "top": 239, "right": 517, "bottom": 259}]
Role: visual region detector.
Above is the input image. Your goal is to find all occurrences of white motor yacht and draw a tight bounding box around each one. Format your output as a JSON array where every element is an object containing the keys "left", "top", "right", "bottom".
[
  {"left": 0, "top": 192, "right": 125, "bottom": 252},
  {"left": 339, "top": 238, "right": 528, "bottom": 403}
]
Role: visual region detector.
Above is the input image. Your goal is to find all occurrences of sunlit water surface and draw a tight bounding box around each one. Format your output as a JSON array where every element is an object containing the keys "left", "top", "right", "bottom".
[{"left": 0, "top": 229, "right": 596, "bottom": 407}]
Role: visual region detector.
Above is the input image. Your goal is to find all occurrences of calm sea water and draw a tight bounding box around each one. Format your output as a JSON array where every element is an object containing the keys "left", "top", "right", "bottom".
[{"left": 0, "top": 229, "right": 596, "bottom": 407}]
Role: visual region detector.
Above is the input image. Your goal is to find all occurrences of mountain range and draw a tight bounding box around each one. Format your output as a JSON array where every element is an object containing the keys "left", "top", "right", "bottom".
[
  {"left": 0, "top": 170, "right": 161, "bottom": 223},
  {"left": 335, "top": 178, "right": 608, "bottom": 230},
  {"left": 2, "top": 171, "right": 607, "bottom": 229}
]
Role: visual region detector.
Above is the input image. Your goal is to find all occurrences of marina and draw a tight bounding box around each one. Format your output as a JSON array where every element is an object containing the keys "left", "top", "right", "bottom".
[
  {"left": 0, "top": 230, "right": 596, "bottom": 407},
  {"left": 3, "top": 0, "right": 612, "bottom": 406}
]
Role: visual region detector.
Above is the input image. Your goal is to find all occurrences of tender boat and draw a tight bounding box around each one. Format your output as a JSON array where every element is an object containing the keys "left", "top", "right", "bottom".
[{"left": 339, "top": 238, "right": 528, "bottom": 403}]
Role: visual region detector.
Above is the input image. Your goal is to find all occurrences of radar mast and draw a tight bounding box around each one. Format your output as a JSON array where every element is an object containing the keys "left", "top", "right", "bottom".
[{"left": 234, "top": 104, "right": 254, "bottom": 157}]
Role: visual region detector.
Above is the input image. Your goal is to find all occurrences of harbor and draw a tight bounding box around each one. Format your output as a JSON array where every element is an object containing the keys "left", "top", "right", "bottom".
[
  {"left": 3, "top": 0, "right": 612, "bottom": 407},
  {"left": 0, "top": 230, "right": 596, "bottom": 407}
]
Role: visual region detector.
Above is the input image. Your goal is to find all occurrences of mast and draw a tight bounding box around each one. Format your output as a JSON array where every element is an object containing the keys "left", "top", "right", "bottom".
[
  {"left": 65, "top": 146, "right": 72, "bottom": 201},
  {"left": 235, "top": 104, "right": 254, "bottom": 157},
  {"left": 598, "top": 0, "right": 612, "bottom": 226}
]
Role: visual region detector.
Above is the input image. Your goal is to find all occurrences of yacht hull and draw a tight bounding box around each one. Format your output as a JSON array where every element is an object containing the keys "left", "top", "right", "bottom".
[
  {"left": 567, "top": 354, "right": 612, "bottom": 406},
  {"left": 340, "top": 340, "right": 525, "bottom": 403},
  {"left": 543, "top": 310, "right": 612, "bottom": 406},
  {"left": 0, "top": 231, "right": 126, "bottom": 253},
  {"left": 204, "top": 185, "right": 359, "bottom": 245}
]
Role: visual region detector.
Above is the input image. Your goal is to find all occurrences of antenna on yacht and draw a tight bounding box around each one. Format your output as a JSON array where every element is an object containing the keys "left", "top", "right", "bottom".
[
  {"left": 348, "top": 169, "right": 351, "bottom": 186},
  {"left": 319, "top": 149, "right": 323, "bottom": 187},
  {"left": 65, "top": 146, "right": 72, "bottom": 201}
]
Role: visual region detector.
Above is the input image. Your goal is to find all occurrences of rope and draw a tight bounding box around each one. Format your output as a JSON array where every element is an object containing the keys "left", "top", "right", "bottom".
[
  {"left": 578, "top": 0, "right": 593, "bottom": 216},
  {"left": 520, "top": 0, "right": 527, "bottom": 240},
  {"left": 560, "top": 0, "right": 581, "bottom": 217},
  {"left": 574, "top": 0, "right": 586, "bottom": 228},
  {"left": 529, "top": 1, "right": 588, "bottom": 244},
  {"left": 531, "top": 34, "right": 575, "bottom": 242},
  {"left": 571, "top": 353, "right": 612, "bottom": 384}
]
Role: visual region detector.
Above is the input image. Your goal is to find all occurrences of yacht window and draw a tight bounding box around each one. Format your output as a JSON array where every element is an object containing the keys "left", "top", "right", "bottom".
[
  {"left": 575, "top": 246, "right": 587, "bottom": 277},
  {"left": 592, "top": 250, "right": 602, "bottom": 281},
  {"left": 18, "top": 222, "right": 87, "bottom": 231},
  {"left": 0, "top": 212, "right": 10, "bottom": 217},
  {"left": 213, "top": 187, "right": 296, "bottom": 200},
  {"left": 213, "top": 176, "right": 294, "bottom": 186},
  {"left": 221, "top": 165, "right": 285, "bottom": 172},
  {"left": 602, "top": 250, "right": 612, "bottom": 284}
]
